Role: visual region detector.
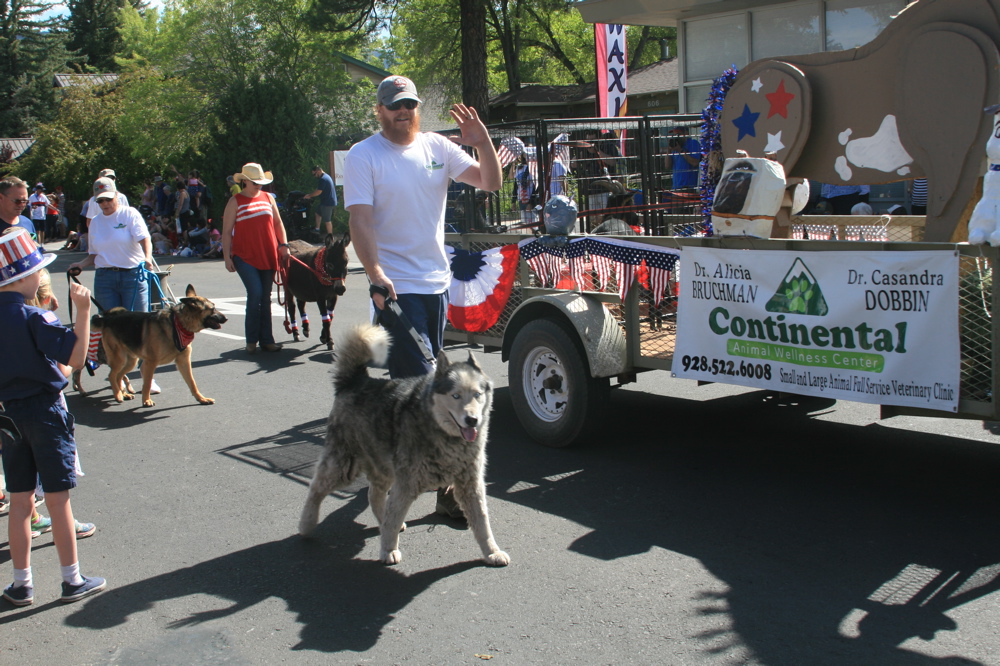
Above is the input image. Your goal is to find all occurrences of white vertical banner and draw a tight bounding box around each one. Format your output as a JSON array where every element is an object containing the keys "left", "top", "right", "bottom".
[
  {"left": 672, "top": 247, "right": 961, "bottom": 412},
  {"left": 595, "top": 24, "right": 627, "bottom": 118}
]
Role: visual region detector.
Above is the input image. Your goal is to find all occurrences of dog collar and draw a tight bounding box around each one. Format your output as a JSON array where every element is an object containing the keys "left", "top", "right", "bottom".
[{"left": 172, "top": 313, "right": 195, "bottom": 351}]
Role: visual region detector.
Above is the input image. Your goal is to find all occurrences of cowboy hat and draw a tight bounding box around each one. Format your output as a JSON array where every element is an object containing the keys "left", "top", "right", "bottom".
[{"left": 233, "top": 163, "right": 273, "bottom": 185}]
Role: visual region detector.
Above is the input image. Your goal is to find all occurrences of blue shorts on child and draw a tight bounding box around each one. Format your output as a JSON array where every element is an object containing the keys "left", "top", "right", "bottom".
[{"left": 0, "top": 392, "right": 77, "bottom": 494}]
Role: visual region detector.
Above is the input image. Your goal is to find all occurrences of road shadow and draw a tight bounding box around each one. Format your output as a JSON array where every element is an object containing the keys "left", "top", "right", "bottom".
[
  {"left": 60, "top": 492, "right": 480, "bottom": 652},
  {"left": 167, "top": 382, "right": 1000, "bottom": 662},
  {"left": 480, "top": 386, "right": 1000, "bottom": 665},
  {"left": 63, "top": 357, "right": 232, "bottom": 428}
]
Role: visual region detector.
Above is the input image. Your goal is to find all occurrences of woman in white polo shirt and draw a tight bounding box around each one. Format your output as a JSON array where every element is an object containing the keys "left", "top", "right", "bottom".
[{"left": 68, "top": 177, "right": 153, "bottom": 313}]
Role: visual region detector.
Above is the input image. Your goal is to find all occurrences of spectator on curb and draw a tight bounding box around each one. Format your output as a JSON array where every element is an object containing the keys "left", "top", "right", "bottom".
[{"left": 0, "top": 177, "right": 37, "bottom": 239}]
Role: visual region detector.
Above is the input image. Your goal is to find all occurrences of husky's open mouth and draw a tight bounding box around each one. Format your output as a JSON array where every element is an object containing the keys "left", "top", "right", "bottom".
[{"left": 452, "top": 415, "right": 478, "bottom": 442}]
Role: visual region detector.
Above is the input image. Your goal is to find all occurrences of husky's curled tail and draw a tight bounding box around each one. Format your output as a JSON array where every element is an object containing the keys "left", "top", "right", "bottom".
[{"left": 332, "top": 324, "right": 391, "bottom": 392}]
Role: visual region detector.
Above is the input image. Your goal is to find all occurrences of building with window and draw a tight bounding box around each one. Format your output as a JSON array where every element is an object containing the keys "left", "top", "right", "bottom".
[
  {"left": 489, "top": 55, "right": 681, "bottom": 122},
  {"left": 576, "top": 0, "right": 912, "bottom": 211},
  {"left": 578, "top": 0, "right": 906, "bottom": 111}
]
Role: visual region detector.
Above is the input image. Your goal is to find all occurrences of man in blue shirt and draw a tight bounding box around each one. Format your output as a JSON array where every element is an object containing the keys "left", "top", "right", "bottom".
[
  {"left": 0, "top": 177, "right": 37, "bottom": 240},
  {"left": 303, "top": 165, "right": 338, "bottom": 237}
]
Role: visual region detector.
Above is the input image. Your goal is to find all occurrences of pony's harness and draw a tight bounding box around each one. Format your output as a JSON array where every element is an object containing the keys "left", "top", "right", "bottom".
[{"left": 284, "top": 247, "right": 343, "bottom": 286}]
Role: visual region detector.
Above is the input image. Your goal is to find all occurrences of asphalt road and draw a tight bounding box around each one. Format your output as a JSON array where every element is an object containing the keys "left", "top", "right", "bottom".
[{"left": 2, "top": 242, "right": 1000, "bottom": 665}]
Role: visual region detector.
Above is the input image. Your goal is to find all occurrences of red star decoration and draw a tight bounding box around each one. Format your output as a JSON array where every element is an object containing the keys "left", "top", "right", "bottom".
[{"left": 766, "top": 80, "right": 795, "bottom": 119}]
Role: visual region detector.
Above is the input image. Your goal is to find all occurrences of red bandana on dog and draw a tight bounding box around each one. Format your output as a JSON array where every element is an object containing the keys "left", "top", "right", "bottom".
[{"left": 172, "top": 313, "right": 195, "bottom": 351}]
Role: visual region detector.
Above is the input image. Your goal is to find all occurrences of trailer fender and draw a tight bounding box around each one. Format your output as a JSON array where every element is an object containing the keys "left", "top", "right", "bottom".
[{"left": 501, "top": 292, "right": 627, "bottom": 378}]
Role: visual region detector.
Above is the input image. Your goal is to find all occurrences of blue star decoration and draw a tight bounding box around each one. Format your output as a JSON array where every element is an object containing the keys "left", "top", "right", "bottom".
[{"left": 732, "top": 104, "right": 760, "bottom": 141}]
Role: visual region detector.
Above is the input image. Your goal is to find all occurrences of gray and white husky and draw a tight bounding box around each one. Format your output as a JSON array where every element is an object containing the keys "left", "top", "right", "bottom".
[{"left": 298, "top": 324, "right": 509, "bottom": 567}]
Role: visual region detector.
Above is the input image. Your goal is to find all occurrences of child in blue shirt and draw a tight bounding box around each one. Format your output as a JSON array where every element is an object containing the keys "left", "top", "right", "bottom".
[{"left": 0, "top": 227, "right": 106, "bottom": 606}]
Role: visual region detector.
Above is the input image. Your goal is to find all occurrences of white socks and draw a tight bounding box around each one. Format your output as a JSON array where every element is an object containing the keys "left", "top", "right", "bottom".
[
  {"left": 12, "top": 567, "right": 31, "bottom": 588},
  {"left": 11, "top": 564, "right": 83, "bottom": 588},
  {"left": 61, "top": 562, "right": 84, "bottom": 586}
]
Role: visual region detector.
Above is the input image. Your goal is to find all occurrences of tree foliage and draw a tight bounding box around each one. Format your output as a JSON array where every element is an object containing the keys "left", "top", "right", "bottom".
[
  {"left": 16, "top": 80, "right": 143, "bottom": 198},
  {"left": 67, "top": 0, "right": 139, "bottom": 71},
  {"left": 0, "top": 0, "right": 76, "bottom": 137},
  {"left": 389, "top": 0, "right": 676, "bottom": 104},
  {"left": 17, "top": 0, "right": 379, "bottom": 204}
]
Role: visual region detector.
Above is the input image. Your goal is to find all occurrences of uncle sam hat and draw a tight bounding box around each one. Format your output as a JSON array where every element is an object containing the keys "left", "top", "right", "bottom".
[{"left": 0, "top": 227, "right": 57, "bottom": 287}]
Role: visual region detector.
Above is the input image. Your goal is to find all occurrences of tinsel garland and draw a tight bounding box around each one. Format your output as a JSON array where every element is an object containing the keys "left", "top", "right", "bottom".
[{"left": 699, "top": 66, "right": 739, "bottom": 236}]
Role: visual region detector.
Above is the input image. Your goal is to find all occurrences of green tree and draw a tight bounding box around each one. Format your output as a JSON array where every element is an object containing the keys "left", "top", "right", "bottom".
[
  {"left": 15, "top": 79, "right": 140, "bottom": 200},
  {"left": 460, "top": 0, "right": 490, "bottom": 121},
  {"left": 0, "top": 0, "right": 76, "bottom": 137},
  {"left": 67, "top": 0, "right": 139, "bottom": 71},
  {"left": 389, "top": 0, "right": 676, "bottom": 106},
  {"left": 114, "top": 0, "right": 377, "bottom": 194}
]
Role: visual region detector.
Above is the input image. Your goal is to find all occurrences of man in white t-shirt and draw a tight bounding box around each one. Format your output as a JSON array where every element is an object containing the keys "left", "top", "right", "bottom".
[
  {"left": 344, "top": 76, "right": 501, "bottom": 518},
  {"left": 28, "top": 183, "right": 49, "bottom": 245},
  {"left": 345, "top": 75, "right": 501, "bottom": 379}
]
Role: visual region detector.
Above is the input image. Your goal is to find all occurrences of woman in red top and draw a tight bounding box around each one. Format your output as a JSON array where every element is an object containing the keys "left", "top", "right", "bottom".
[{"left": 221, "top": 163, "right": 290, "bottom": 353}]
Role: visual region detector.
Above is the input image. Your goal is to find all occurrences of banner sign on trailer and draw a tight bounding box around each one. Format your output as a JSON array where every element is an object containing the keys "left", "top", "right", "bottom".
[
  {"left": 672, "top": 247, "right": 961, "bottom": 412},
  {"left": 595, "top": 23, "right": 627, "bottom": 118}
]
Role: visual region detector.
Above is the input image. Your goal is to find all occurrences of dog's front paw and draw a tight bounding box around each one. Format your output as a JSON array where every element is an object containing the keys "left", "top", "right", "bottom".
[
  {"left": 196, "top": 395, "right": 215, "bottom": 405},
  {"left": 381, "top": 548, "right": 402, "bottom": 565},
  {"left": 298, "top": 510, "right": 318, "bottom": 537},
  {"left": 484, "top": 551, "right": 510, "bottom": 567},
  {"left": 142, "top": 398, "right": 155, "bottom": 407}
]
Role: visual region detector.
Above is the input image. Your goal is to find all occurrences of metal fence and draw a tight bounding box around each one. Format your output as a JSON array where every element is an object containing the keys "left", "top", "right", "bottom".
[
  {"left": 441, "top": 115, "right": 710, "bottom": 237},
  {"left": 789, "top": 214, "right": 926, "bottom": 243},
  {"left": 446, "top": 234, "right": 997, "bottom": 420},
  {"left": 441, "top": 116, "right": 934, "bottom": 242}
]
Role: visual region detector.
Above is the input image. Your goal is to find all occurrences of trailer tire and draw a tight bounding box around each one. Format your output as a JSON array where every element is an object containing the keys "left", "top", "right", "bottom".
[{"left": 509, "top": 318, "right": 609, "bottom": 447}]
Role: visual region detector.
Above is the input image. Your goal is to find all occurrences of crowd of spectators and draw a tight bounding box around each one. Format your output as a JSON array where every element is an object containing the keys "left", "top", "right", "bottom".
[{"left": 46, "top": 167, "right": 225, "bottom": 259}]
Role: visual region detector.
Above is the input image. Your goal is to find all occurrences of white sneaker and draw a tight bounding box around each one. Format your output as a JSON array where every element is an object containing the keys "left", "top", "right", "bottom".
[{"left": 149, "top": 379, "right": 162, "bottom": 395}]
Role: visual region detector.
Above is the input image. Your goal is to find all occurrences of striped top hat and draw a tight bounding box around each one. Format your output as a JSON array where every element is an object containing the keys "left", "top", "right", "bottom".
[{"left": 0, "top": 228, "right": 57, "bottom": 288}]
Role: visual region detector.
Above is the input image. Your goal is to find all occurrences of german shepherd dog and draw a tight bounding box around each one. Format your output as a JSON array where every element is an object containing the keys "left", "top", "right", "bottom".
[
  {"left": 90, "top": 285, "right": 227, "bottom": 407},
  {"left": 298, "top": 324, "right": 509, "bottom": 567}
]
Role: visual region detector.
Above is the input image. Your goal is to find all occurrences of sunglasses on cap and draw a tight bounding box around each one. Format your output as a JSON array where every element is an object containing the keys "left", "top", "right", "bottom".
[{"left": 385, "top": 99, "right": 418, "bottom": 111}]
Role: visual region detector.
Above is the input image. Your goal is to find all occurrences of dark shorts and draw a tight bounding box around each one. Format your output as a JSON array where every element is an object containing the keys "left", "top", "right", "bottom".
[
  {"left": 0, "top": 392, "right": 77, "bottom": 494},
  {"left": 318, "top": 205, "right": 335, "bottom": 224},
  {"left": 375, "top": 291, "right": 448, "bottom": 379}
]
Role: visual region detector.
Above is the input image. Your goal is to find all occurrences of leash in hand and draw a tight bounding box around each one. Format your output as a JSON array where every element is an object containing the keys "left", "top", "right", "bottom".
[{"left": 369, "top": 284, "right": 436, "bottom": 364}]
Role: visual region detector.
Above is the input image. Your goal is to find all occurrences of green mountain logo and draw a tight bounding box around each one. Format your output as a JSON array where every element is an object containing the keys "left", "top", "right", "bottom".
[
  {"left": 765, "top": 258, "right": 829, "bottom": 316},
  {"left": 426, "top": 160, "right": 444, "bottom": 171}
]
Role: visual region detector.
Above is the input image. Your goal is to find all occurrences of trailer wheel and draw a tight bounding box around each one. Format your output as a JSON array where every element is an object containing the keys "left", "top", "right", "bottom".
[{"left": 509, "top": 318, "right": 608, "bottom": 447}]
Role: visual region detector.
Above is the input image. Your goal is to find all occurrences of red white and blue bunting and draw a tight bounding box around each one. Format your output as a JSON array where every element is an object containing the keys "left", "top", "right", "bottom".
[
  {"left": 447, "top": 244, "right": 520, "bottom": 333},
  {"left": 518, "top": 237, "right": 680, "bottom": 303}
]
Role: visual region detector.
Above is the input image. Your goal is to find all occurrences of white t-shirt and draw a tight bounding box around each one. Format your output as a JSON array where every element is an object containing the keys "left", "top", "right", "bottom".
[
  {"left": 88, "top": 205, "right": 149, "bottom": 269},
  {"left": 86, "top": 192, "right": 130, "bottom": 221},
  {"left": 28, "top": 192, "right": 48, "bottom": 221},
  {"left": 344, "top": 131, "right": 477, "bottom": 294}
]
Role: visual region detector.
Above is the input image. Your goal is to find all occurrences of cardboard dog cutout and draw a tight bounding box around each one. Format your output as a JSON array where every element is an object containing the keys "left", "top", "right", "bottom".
[
  {"left": 720, "top": 0, "right": 1000, "bottom": 241},
  {"left": 968, "top": 108, "right": 1000, "bottom": 245}
]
